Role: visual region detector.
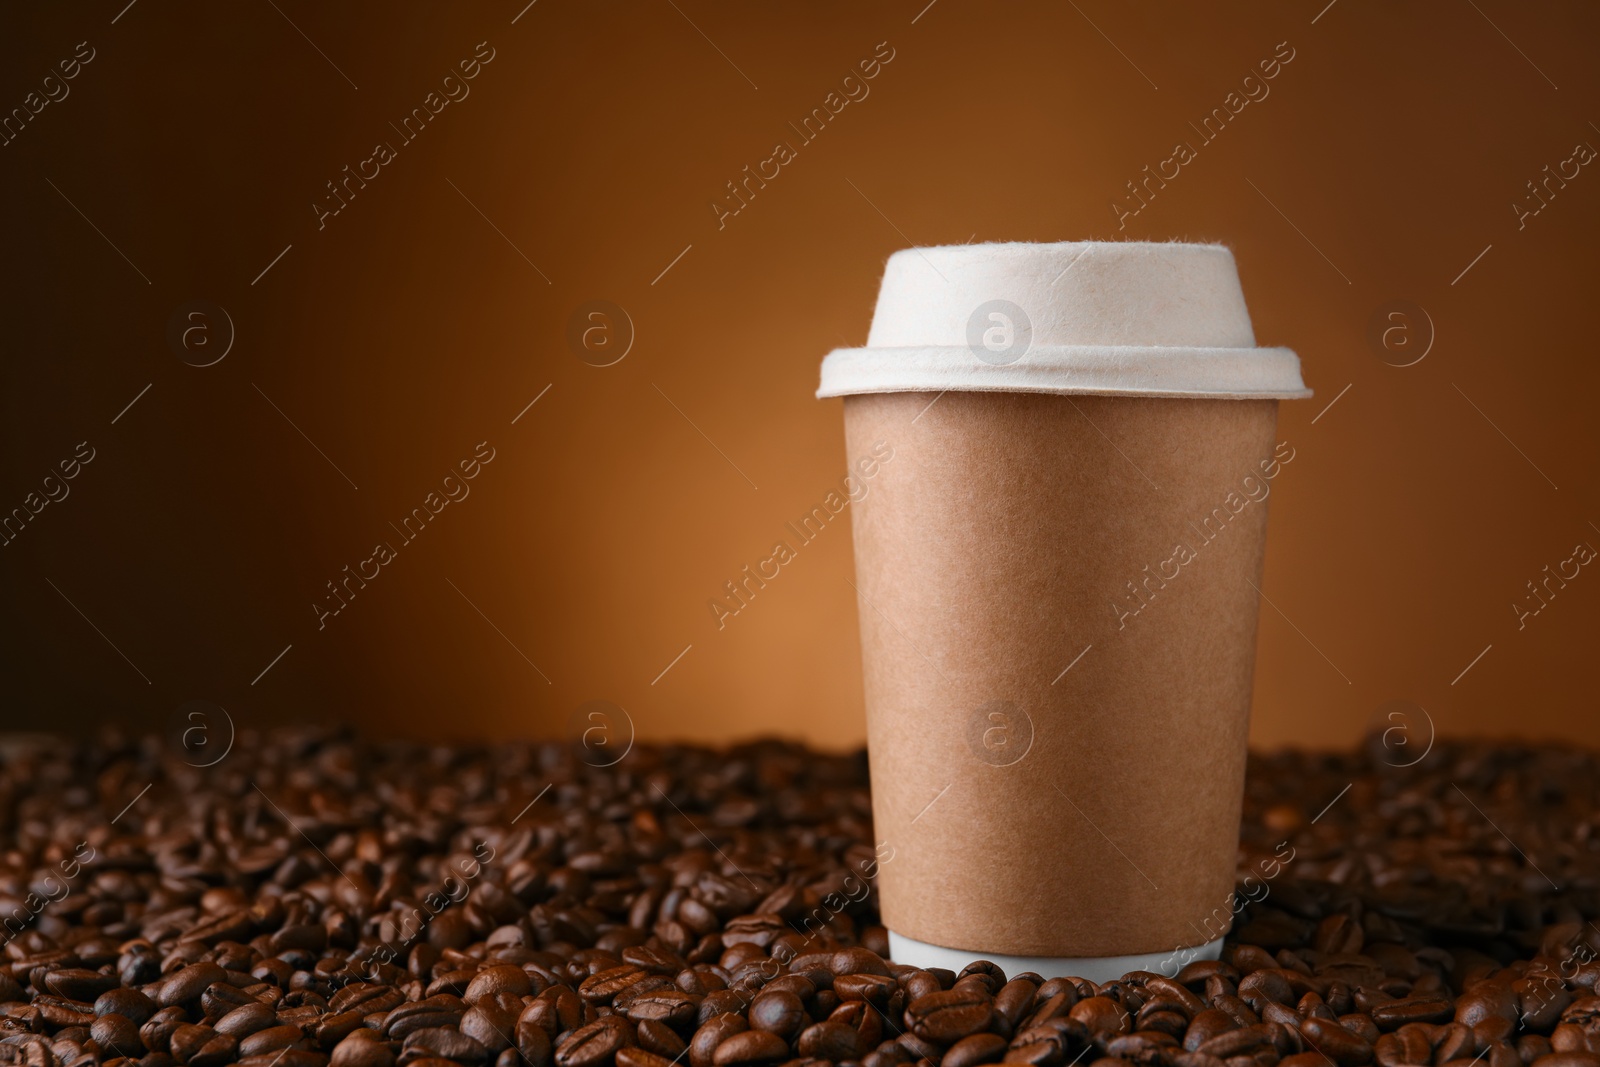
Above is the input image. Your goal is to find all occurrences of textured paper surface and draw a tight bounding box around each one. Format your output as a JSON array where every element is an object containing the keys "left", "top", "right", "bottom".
[{"left": 845, "top": 390, "right": 1279, "bottom": 958}]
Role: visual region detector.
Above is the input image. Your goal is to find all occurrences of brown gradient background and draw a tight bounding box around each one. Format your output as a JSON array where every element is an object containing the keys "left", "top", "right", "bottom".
[{"left": 2, "top": 1, "right": 1596, "bottom": 750}]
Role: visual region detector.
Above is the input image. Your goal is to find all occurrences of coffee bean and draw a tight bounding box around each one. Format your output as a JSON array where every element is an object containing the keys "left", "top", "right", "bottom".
[
  {"left": 460, "top": 1004, "right": 518, "bottom": 1052},
  {"left": 625, "top": 990, "right": 699, "bottom": 1030},
  {"left": 1104, "top": 1032, "right": 1177, "bottom": 1064},
  {"left": 37, "top": 995, "right": 97, "bottom": 1028},
  {"left": 556, "top": 1016, "right": 635, "bottom": 1067},
  {"left": 159, "top": 964, "right": 229, "bottom": 1010},
  {"left": 1300, "top": 1017, "right": 1373, "bottom": 1067},
  {"left": 47, "top": 970, "right": 120, "bottom": 1002},
  {"left": 90, "top": 1014, "right": 144, "bottom": 1057},
  {"left": 400, "top": 1027, "right": 490, "bottom": 1065},
  {"left": 616, "top": 1050, "right": 678, "bottom": 1067},
  {"left": 749, "top": 990, "right": 807, "bottom": 1039},
  {"left": 332, "top": 1036, "right": 398, "bottom": 1067},
  {"left": 1338, "top": 1015, "right": 1380, "bottom": 1046},
  {"left": 993, "top": 981, "right": 1039, "bottom": 1032},
  {"left": 711, "top": 1030, "right": 789, "bottom": 1066},
  {"left": 1197, "top": 1030, "right": 1268, "bottom": 1059},
  {"left": 580, "top": 967, "right": 651, "bottom": 1007},
  {"left": 1553, "top": 1027, "right": 1598, "bottom": 1056},
  {"left": 239, "top": 1025, "right": 308, "bottom": 1058},
  {"left": 830, "top": 999, "right": 884, "bottom": 1050},
  {"left": 1279, "top": 1055, "right": 1335, "bottom": 1067},
  {"left": 907, "top": 989, "right": 994, "bottom": 1044},
  {"left": 464, "top": 967, "right": 533, "bottom": 1004},
  {"left": 1134, "top": 1010, "right": 1183, "bottom": 1041},
  {"left": 691, "top": 1013, "right": 748, "bottom": 1067},
  {"left": 1067, "top": 996, "right": 1128, "bottom": 1036},
  {"left": 1185, "top": 1009, "right": 1240, "bottom": 1052},
  {"left": 1237, "top": 974, "right": 1295, "bottom": 1015},
  {"left": 837, "top": 974, "right": 898, "bottom": 1007},
  {"left": 170, "top": 1023, "right": 239, "bottom": 1067},
  {"left": 516, "top": 1019, "right": 554, "bottom": 1067},
  {"left": 309, "top": 1010, "right": 361, "bottom": 1048},
  {"left": 240, "top": 1053, "right": 330, "bottom": 1067},
  {"left": 213, "top": 1002, "right": 278, "bottom": 1039},
  {"left": 797, "top": 1022, "right": 862, "bottom": 1061},
  {"left": 92, "top": 988, "right": 156, "bottom": 1027},
  {"left": 943, "top": 1033, "right": 1007, "bottom": 1067},
  {"left": 831, "top": 950, "right": 893, "bottom": 979},
  {"left": 385, "top": 997, "right": 467, "bottom": 1040}
]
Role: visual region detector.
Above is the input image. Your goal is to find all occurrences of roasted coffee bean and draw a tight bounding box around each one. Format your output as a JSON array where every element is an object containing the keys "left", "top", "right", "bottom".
[
  {"left": 239, "top": 1025, "right": 309, "bottom": 1058},
  {"left": 48, "top": 970, "right": 120, "bottom": 1002},
  {"left": 625, "top": 991, "right": 698, "bottom": 1030},
  {"left": 838, "top": 974, "right": 899, "bottom": 1007},
  {"left": 1104, "top": 1033, "right": 1176, "bottom": 1065},
  {"left": 799, "top": 1021, "right": 862, "bottom": 1061},
  {"left": 213, "top": 1002, "right": 278, "bottom": 1038},
  {"left": 908, "top": 989, "right": 995, "bottom": 1044},
  {"left": 400, "top": 1027, "right": 490, "bottom": 1065},
  {"left": 1552, "top": 1027, "right": 1598, "bottom": 1056},
  {"left": 141, "top": 1007, "right": 188, "bottom": 1055},
  {"left": 239, "top": 1053, "right": 329, "bottom": 1067},
  {"left": 159, "top": 965, "right": 229, "bottom": 1010},
  {"left": 460, "top": 1004, "right": 518, "bottom": 1052},
  {"left": 748, "top": 989, "right": 806, "bottom": 1039},
  {"left": 636, "top": 1021, "right": 685, "bottom": 1059},
  {"left": 943, "top": 1033, "right": 1008, "bottom": 1067},
  {"left": 1186, "top": 1010, "right": 1241, "bottom": 1051},
  {"left": 465, "top": 967, "right": 533, "bottom": 1004},
  {"left": 332, "top": 1036, "right": 398, "bottom": 1067},
  {"left": 385, "top": 997, "right": 467, "bottom": 1040},
  {"left": 314, "top": 1010, "right": 368, "bottom": 1048},
  {"left": 831, "top": 999, "right": 884, "bottom": 1050},
  {"left": 833, "top": 950, "right": 893, "bottom": 979},
  {"left": 1068, "top": 996, "right": 1128, "bottom": 1036},
  {"left": 993, "top": 981, "right": 1039, "bottom": 1032},
  {"left": 711, "top": 1030, "right": 789, "bottom": 1066},
  {"left": 516, "top": 1020, "right": 554, "bottom": 1067},
  {"left": 1198, "top": 1030, "right": 1269, "bottom": 1059},
  {"left": 698, "top": 990, "right": 749, "bottom": 1028},
  {"left": 36, "top": 995, "right": 97, "bottom": 1028},
  {"left": 1299, "top": 1017, "right": 1372, "bottom": 1067},
  {"left": 581, "top": 968, "right": 651, "bottom": 1007},
  {"left": 90, "top": 1014, "right": 144, "bottom": 1057},
  {"left": 1438, "top": 1022, "right": 1481, "bottom": 1063},
  {"left": 1145, "top": 978, "right": 1205, "bottom": 1020},
  {"left": 1521, "top": 983, "right": 1576, "bottom": 1034},
  {"left": 556, "top": 1016, "right": 635, "bottom": 1067},
  {"left": 1371, "top": 997, "right": 1453, "bottom": 1030},
  {"left": 690, "top": 1013, "right": 747, "bottom": 1067},
  {"left": 90, "top": 991, "right": 156, "bottom": 1030},
  {"left": 616, "top": 1050, "right": 678, "bottom": 1067},
  {"left": 169, "top": 1023, "right": 239, "bottom": 1067},
  {"left": 1339, "top": 1015, "right": 1380, "bottom": 1046},
  {"left": 1238, "top": 974, "right": 1295, "bottom": 1015}
]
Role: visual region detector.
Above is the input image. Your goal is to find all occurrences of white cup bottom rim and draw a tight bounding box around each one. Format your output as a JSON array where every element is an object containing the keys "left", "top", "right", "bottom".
[{"left": 886, "top": 930, "right": 1225, "bottom": 985}]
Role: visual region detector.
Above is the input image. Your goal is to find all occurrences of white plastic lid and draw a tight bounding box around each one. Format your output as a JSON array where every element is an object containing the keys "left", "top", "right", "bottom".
[{"left": 817, "top": 241, "right": 1311, "bottom": 400}]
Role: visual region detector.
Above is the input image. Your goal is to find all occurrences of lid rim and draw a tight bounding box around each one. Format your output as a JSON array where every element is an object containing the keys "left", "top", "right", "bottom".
[{"left": 817, "top": 343, "right": 1312, "bottom": 401}]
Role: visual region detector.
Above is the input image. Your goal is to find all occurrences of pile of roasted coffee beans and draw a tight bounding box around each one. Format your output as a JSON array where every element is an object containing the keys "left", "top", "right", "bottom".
[{"left": 0, "top": 729, "right": 1596, "bottom": 1067}]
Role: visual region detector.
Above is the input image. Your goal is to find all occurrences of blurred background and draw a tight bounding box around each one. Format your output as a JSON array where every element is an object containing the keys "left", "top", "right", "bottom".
[{"left": 1, "top": 1, "right": 1596, "bottom": 751}]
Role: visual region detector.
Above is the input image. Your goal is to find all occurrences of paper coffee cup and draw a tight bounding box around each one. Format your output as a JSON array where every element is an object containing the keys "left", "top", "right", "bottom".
[{"left": 817, "top": 241, "right": 1309, "bottom": 982}]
